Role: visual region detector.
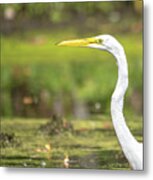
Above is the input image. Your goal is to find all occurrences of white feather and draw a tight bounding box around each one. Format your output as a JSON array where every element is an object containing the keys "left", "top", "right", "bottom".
[{"left": 90, "top": 35, "right": 143, "bottom": 170}]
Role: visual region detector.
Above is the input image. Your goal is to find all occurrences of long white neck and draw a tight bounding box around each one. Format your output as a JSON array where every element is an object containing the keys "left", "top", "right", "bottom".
[{"left": 110, "top": 47, "right": 142, "bottom": 170}]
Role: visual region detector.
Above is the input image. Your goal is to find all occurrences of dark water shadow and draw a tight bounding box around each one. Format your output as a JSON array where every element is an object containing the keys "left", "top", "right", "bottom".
[
  {"left": 4, "top": 149, "right": 145, "bottom": 175},
  {"left": 1, "top": 155, "right": 44, "bottom": 161}
]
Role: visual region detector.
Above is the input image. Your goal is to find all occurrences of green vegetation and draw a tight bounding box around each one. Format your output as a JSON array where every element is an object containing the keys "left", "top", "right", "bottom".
[
  {"left": 0, "top": 115, "right": 142, "bottom": 169},
  {"left": 1, "top": 1, "right": 142, "bottom": 26},
  {"left": 1, "top": 30, "right": 142, "bottom": 117}
]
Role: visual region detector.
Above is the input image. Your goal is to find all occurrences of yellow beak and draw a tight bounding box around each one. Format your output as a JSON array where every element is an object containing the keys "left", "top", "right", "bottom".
[{"left": 57, "top": 37, "right": 99, "bottom": 47}]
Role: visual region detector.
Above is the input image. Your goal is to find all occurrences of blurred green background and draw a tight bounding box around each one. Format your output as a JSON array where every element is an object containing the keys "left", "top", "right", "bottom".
[
  {"left": 0, "top": 1, "right": 143, "bottom": 169},
  {"left": 1, "top": 1, "right": 143, "bottom": 118}
]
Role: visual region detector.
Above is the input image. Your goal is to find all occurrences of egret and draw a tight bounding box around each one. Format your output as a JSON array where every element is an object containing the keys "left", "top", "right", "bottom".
[{"left": 57, "top": 35, "right": 143, "bottom": 170}]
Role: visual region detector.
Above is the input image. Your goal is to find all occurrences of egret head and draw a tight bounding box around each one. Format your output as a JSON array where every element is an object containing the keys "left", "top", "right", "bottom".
[{"left": 57, "top": 34, "right": 123, "bottom": 54}]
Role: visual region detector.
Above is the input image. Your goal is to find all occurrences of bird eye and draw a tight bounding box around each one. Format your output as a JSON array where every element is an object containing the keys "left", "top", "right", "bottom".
[{"left": 97, "top": 39, "right": 103, "bottom": 44}]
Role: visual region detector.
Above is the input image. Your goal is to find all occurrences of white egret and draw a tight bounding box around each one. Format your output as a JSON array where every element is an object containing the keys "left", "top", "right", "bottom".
[{"left": 58, "top": 35, "right": 143, "bottom": 170}]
